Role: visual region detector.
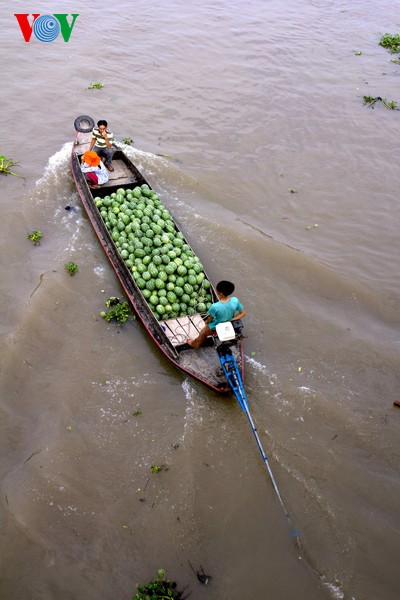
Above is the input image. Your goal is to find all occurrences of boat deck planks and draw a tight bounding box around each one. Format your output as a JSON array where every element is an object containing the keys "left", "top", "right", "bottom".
[
  {"left": 160, "top": 314, "right": 206, "bottom": 347},
  {"left": 73, "top": 132, "right": 137, "bottom": 187}
]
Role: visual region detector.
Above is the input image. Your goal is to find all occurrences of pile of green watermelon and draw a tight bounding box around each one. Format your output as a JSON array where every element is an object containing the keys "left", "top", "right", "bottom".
[{"left": 94, "top": 184, "right": 213, "bottom": 321}]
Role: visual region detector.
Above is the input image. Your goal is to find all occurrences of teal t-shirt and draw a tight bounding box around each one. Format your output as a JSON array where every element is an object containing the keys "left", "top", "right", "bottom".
[{"left": 208, "top": 297, "right": 243, "bottom": 330}]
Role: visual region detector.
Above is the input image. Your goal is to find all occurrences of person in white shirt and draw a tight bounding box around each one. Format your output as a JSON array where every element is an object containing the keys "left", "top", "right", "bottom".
[{"left": 80, "top": 151, "right": 109, "bottom": 189}]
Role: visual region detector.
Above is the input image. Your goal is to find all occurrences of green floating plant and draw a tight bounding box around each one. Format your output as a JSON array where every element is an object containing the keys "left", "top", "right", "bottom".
[
  {"left": 105, "top": 296, "right": 120, "bottom": 308},
  {"left": 363, "top": 95, "right": 399, "bottom": 110},
  {"left": 381, "top": 98, "right": 399, "bottom": 110},
  {"left": 150, "top": 464, "right": 165, "bottom": 474},
  {"left": 0, "top": 155, "right": 23, "bottom": 178},
  {"left": 379, "top": 33, "right": 400, "bottom": 54},
  {"left": 65, "top": 261, "right": 78, "bottom": 276},
  {"left": 133, "top": 569, "right": 186, "bottom": 600},
  {"left": 100, "top": 297, "right": 132, "bottom": 323},
  {"left": 88, "top": 82, "right": 104, "bottom": 89},
  {"left": 28, "top": 231, "right": 43, "bottom": 245},
  {"left": 363, "top": 95, "right": 380, "bottom": 108}
]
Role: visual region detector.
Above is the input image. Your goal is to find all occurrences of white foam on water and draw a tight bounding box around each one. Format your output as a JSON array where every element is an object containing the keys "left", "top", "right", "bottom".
[
  {"left": 93, "top": 265, "right": 107, "bottom": 278},
  {"left": 36, "top": 142, "right": 72, "bottom": 188},
  {"left": 245, "top": 356, "right": 280, "bottom": 393},
  {"left": 121, "top": 145, "right": 171, "bottom": 179},
  {"left": 298, "top": 385, "right": 316, "bottom": 394},
  {"left": 120, "top": 144, "right": 163, "bottom": 162},
  {"left": 29, "top": 144, "right": 84, "bottom": 261},
  {"left": 98, "top": 406, "right": 131, "bottom": 423},
  {"left": 54, "top": 198, "right": 81, "bottom": 220},
  {"left": 181, "top": 379, "right": 205, "bottom": 442},
  {"left": 245, "top": 355, "right": 267, "bottom": 373},
  {"left": 91, "top": 374, "right": 154, "bottom": 401},
  {"left": 321, "top": 578, "right": 345, "bottom": 600},
  {"left": 60, "top": 220, "right": 84, "bottom": 254},
  {"left": 181, "top": 378, "right": 197, "bottom": 403}
]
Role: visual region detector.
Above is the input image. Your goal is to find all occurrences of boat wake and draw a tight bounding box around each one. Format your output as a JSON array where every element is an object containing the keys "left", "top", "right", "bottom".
[
  {"left": 245, "top": 354, "right": 267, "bottom": 373},
  {"left": 35, "top": 142, "right": 73, "bottom": 190},
  {"left": 181, "top": 379, "right": 205, "bottom": 427},
  {"left": 321, "top": 580, "right": 346, "bottom": 600}
]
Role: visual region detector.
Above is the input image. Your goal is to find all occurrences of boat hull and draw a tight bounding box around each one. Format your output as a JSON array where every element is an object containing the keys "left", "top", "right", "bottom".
[{"left": 70, "top": 130, "right": 244, "bottom": 393}]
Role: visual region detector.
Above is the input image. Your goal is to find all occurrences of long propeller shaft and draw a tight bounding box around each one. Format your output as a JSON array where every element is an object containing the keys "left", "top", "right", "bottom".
[{"left": 217, "top": 346, "right": 300, "bottom": 545}]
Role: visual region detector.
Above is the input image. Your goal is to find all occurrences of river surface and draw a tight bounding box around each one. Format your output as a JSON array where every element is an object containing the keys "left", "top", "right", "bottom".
[{"left": 1, "top": 1, "right": 400, "bottom": 599}]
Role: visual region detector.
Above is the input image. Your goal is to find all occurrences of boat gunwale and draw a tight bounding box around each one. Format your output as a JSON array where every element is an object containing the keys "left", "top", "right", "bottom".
[{"left": 70, "top": 132, "right": 243, "bottom": 393}]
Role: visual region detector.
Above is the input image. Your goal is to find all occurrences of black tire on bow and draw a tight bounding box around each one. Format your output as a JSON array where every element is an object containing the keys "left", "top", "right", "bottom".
[{"left": 74, "top": 115, "right": 95, "bottom": 133}]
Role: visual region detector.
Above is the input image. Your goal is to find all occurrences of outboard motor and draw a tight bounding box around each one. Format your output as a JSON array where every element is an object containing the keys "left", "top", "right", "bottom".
[{"left": 214, "top": 319, "right": 244, "bottom": 356}]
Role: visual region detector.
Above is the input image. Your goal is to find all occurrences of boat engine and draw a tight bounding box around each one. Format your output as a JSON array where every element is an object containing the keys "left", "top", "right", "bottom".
[{"left": 214, "top": 320, "right": 243, "bottom": 356}]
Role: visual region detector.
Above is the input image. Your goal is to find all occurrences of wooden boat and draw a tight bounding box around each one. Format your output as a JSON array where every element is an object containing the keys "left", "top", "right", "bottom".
[{"left": 70, "top": 116, "right": 244, "bottom": 393}]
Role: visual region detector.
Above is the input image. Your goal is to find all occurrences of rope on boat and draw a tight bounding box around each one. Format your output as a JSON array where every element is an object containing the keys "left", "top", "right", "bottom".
[
  {"left": 160, "top": 314, "right": 204, "bottom": 346},
  {"left": 218, "top": 347, "right": 301, "bottom": 546}
]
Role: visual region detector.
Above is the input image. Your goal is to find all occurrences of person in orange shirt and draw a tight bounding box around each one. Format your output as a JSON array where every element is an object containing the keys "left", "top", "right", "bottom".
[{"left": 80, "top": 151, "right": 109, "bottom": 189}]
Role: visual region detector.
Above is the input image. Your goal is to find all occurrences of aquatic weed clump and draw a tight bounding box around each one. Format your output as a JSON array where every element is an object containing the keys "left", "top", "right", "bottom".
[
  {"left": 28, "top": 231, "right": 43, "bottom": 245},
  {"left": 133, "top": 569, "right": 188, "bottom": 600},
  {"left": 379, "top": 33, "right": 400, "bottom": 54},
  {"left": 363, "top": 95, "right": 399, "bottom": 110},
  {"left": 65, "top": 261, "right": 78, "bottom": 276},
  {"left": 99, "top": 297, "right": 133, "bottom": 324},
  {"left": 0, "top": 155, "right": 24, "bottom": 178}
]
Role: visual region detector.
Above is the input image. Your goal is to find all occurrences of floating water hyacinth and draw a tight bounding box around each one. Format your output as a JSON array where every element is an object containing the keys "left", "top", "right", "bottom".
[
  {"left": 65, "top": 261, "right": 78, "bottom": 276},
  {"left": 0, "top": 155, "right": 24, "bottom": 178},
  {"left": 363, "top": 95, "right": 399, "bottom": 110},
  {"left": 100, "top": 299, "right": 132, "bottom": 324},
  {"left": 133, "top": 569, "right": 186, "bottom": 600},
  {"left": 28, "top": 231, "right": 43, "bottom": 245},
  {"left": 379, "top": 33, "right": 400, "bottom": 54}
]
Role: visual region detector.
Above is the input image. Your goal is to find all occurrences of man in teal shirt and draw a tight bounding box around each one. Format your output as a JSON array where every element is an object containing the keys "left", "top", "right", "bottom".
[{"left": 188, "top": 281, "right": 246, "bottom": 349}]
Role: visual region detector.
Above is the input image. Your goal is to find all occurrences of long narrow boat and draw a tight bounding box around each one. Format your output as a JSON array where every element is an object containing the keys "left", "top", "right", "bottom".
[{"left": 70, "top": 116, "right": 244, "bottom": 393}]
